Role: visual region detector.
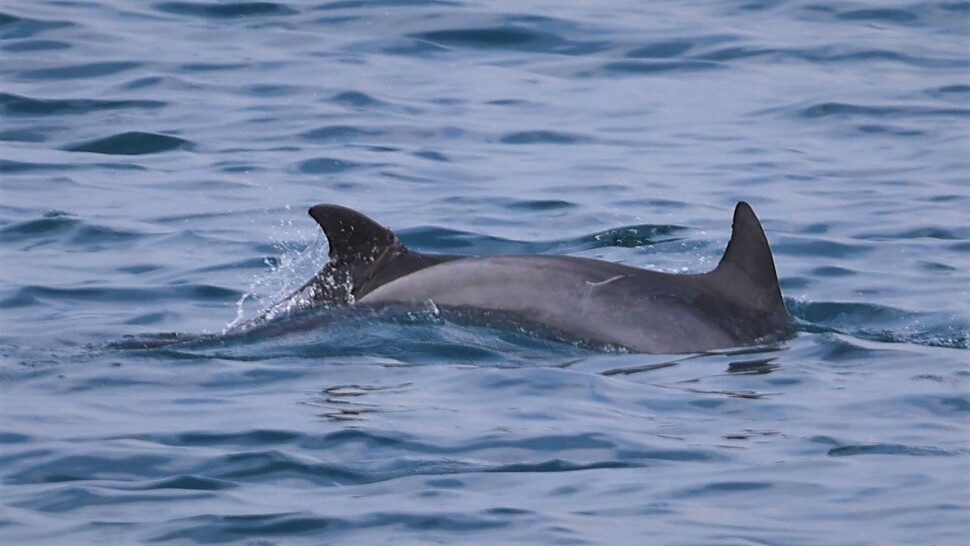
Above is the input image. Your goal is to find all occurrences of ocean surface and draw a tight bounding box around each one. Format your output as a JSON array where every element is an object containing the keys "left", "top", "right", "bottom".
[{"left": 1, "top": 1, "right": 968, "bottom": 544}]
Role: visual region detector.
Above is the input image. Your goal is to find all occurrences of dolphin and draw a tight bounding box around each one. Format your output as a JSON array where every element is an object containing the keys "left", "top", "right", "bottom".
[{"left": 295, "top": 202, "right": 791, "bottom": 354}]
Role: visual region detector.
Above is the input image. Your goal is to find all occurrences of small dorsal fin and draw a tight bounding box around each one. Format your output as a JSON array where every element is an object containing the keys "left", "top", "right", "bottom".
[
  {"left": 309, "top": 204, "right": 398, "bottom": 263},
  {"left": 303, "top": 204, "right": 463, "bottom": 304},
  {"left": 711, "top": 202, "right": 786, "bottom": 313}
]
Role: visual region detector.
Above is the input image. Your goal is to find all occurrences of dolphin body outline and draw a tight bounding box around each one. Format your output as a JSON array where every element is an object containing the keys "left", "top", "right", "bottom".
[{"left": 296, "top": 202, "right": 791, "bottom": 354}]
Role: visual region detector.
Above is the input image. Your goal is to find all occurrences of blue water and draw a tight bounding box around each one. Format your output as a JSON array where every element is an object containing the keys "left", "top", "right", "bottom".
[{"left": 2, "top": 0, "right": 968, "bottom": 544}]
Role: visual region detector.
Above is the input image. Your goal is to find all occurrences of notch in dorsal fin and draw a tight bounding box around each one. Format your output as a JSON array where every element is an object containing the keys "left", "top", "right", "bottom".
[
  {"left": 309, "top": 204, "right": 399, "bottom": 263},
  {"left": 711, "top": 202, "right": 786, "bottom": 313}
]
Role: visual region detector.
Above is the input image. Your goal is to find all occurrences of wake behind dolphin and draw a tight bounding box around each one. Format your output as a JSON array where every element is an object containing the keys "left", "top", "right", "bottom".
[{"left": 291, "top": 202, "right": 791, "bottom": 354}]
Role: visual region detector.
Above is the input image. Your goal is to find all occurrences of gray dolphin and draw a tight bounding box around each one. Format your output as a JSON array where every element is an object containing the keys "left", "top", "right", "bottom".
[{"left": 298, "top": 202, "right": 791, "bottom": 353}]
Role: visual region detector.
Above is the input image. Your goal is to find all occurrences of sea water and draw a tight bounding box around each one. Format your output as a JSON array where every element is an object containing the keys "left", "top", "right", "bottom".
[{"left": 1, "top": 1, "right": 968, "bottom": 544}]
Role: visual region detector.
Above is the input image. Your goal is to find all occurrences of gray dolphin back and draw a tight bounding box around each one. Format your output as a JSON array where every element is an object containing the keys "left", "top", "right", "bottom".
[
  {"left": 355, "top": 201, "right": 790, "bottom": 353},
  {"left": 299, "top": 201, "right": 790, "bottom": 353}
]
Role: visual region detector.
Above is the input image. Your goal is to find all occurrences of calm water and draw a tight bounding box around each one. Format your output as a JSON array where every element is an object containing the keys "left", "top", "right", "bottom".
[{"left": 2, "top": 1, "right": 968, "bottom": 544}]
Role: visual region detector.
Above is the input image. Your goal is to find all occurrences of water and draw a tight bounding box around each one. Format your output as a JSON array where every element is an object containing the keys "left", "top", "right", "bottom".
[{"left": 1, "top": 0, "right": 968, "bottom": 544}]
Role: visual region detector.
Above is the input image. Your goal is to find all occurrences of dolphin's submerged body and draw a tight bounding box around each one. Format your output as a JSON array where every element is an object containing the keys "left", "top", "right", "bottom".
[{"left": 290, "top": 202, "right": 791, "bottom": 354}]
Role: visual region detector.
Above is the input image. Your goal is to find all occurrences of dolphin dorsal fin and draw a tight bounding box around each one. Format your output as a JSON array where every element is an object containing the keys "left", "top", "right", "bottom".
[
  {"left": 710, "top": 202, "right": 786, "bottom": 313},
  {"left": 309, "top": 204, "right": 399, "bottom": 263}
]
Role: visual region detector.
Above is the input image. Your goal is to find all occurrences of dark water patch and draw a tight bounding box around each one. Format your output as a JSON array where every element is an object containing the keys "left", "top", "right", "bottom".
[
  {"left": 499, "top": 131, "right": 587, "bottom": 145},
  {"left": 0, "top": 432, "right": 32, "bottom": 444},
  {"left": 917, "top": 260, "right": 957, "bottom": 272},
  {"left": 626, "top": 41, "right": 693, "bottom": 59},
  {"left": 855, "top": 226, "right": 968, "bottom": 241},
  {"left": 838, "top": 8, "right": 919, "bottom": 23},
  {"left": 675, "top": 481, "right": 772, "bottom": 498},
  {"left": 792, "top": 301, "right": 916, "bottom": 329},
  {"left": 0, "top": 290, "right": 38, "bottom": 309},
  {"left": 0, "top": 447, "right": 53, "bottom": 469},
  {"left": 856, "top": 124, "right": 924, "bottom": 137},
  {"left": 829, "top": 443, "right": 958, "bottom": 457},
  {"left": 790, "top": 300, "right": 969, "bottom": 350},
  {"left": 612, "top": 198, "right": 690, "bottom": 210},
  {"left": 366, "top": 511, "right": 508, "bottom": 532},
  {"left": 0, "top": 211, "right": 78, "bottom": 239},
  {"left": 65, "top": 132, "right": 193, "bottom": 155},
  {"left": 0, "top": 93, "right": 165, "bottom": 117},
  {"left": 207, "top": 450, "right": 368, "bottom": 484},
  {"left": 148, "top": 514, "right": 351, "bottom": 545},
  {"left": 218, "top": 163, "right": 263, "bottom": 173},
  {"left": 904, "top": 395, "right": 970, "bottom": 416},
  {"left": 243, "top": 83, "right": 302, "bottom": 97},
  {"left": 598, "top": 59, "right": 721, "bottom": 75},
  {"left": 149, "top": 509, "right": 507, "bottom": 542},
  {"left": 1, "top": 160, "right": 145, "bottom": 174},
  {"left": 363, "top": 144, "right": 400, "bottom": 153},
  {"left": 1, "top": 39, "right": 70, "bottom": 52},
  {"left": 0, "top": 11, "right": 73, "bottom": 40},
  {"left": 463, "top": 433, "right": 616, "bottom": 453},
  {"left": 6, "top": 454, "right": 172, "bottom": 485},
  {"left": 614, "top": 449, "right": 718, "bottom": 462},
  {"left": 297, "top": 157, "right": 363, "bottom": 174},
  {"left": 929, "top": 84, "right": 970, "bottom": 97},
  {"left": 179, "top": 62, "right": 249, "bottom": 72},
  {"left": 332, "top": 90, "right": 382, "bottom": 108},
  {"left": 317, "top": 0, "right": 460, "bottom": 10},
  {"left": 70, "top": 225, "right": 143, "bottom": 247},
  {"left": 409, "top": 27, "right": 606, "bottom": 56},
  {"left": 150, "top": 512, "right": 339, "bottom": 542},
  {"left": 940, "top": 1, "right": 970, "bottom": 12},
  {"left": 154, "top": 2, "right": 297, "bottom": 18},
  {"left": 727, "top": 358, "right": 780, "bottom": 375},
  {"left": 486, "top": 459, "right": 633, "bottom": 473},
  {"left": 694, "top": 45, "right": 770, "bottom": 62},
  {"left": 795, "top": 48, "right": 939, "bottom": 66},
  {"left": 400, "top": 223, "right": 681, "bottom": 255},
  {"left": 131, "top": 429, "right": 301, "bottom": 448},
  {"left": 812, "top": 266, "right": 855, "bottom": 278},
  {"left": 19, "top": 62, "right": 142, "bottom": 81},
  {"left": 798, "top": 102, "right": 970, "bottom": 119},
  {"left": 914, "top": 373, "right": 970, "bottom": 386},
  {"left": 487, "top": 98, "right": 529, "bottom": 107},
  {"left": 0, "top": 128, "right": 49, "bottom": 143},
  {"left": 1, "top": 212, "right": 143, "bottom": 252},
  {"left": 413, "top": 149, "right": 448, "bottom": 162},
  {"left": 503, "top": 199, "right": 575, "bottom": 211},
  {"left": 6, "top": 284, "right": 241, "bottom": 305},
  {"left": 122, "top": 76, "right": 166, "bottom": 90},
  {"left": 301, "top": 125, "right": 380, "bottom": 142},
  {"left": 0, "top": 160, "right": 63, "bottom": 173}
]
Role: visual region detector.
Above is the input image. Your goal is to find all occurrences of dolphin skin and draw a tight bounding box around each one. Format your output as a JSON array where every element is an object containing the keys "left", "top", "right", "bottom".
[{"left": 298, "top": 202, "right": 791, "bottom": 353}]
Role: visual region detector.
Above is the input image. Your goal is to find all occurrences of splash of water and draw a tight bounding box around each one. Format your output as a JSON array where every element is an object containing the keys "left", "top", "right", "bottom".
[{"left": 224, "top": 219, "right": 331, "bottom": 333}]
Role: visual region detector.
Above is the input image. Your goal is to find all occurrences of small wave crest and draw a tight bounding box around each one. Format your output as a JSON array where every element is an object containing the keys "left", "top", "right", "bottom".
[{"left": 788, "top": 300, "right": 969, "bottom": 350}]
